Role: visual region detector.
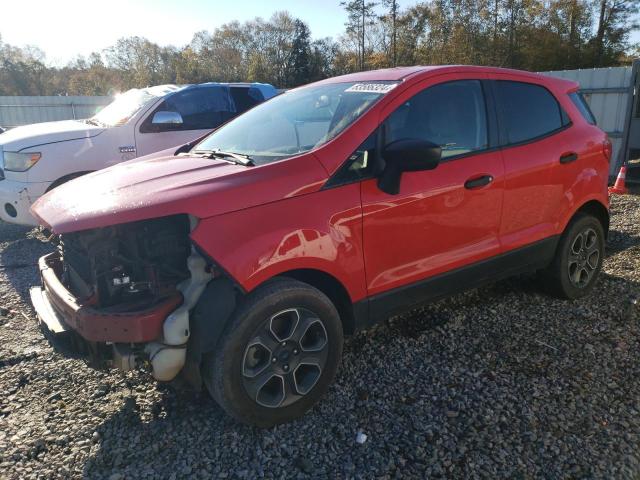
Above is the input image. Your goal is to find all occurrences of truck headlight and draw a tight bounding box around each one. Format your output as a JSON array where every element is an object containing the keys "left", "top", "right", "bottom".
[{"left": 3, "top": 151, "right": 42, "bottom": 172}]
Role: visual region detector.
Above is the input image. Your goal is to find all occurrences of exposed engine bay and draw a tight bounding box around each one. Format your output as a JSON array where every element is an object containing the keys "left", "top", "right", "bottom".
[
  {"left": 57, "top": 215, "right": 192, "bottom": 309},
  {"left": 30, "top": 214, "right": 221, "bottom": 384}
]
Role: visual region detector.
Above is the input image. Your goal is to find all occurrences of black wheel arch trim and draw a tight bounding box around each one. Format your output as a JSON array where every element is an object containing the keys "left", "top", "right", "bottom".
[
  {"left": 46, "top": 171, "right": 95, "bottom": 192},
  {"left": 572, "top": 200, "right": 610, "bottom": 240},
  {"left": 183, "top": 276, "right": 239, "bottom": 389}
]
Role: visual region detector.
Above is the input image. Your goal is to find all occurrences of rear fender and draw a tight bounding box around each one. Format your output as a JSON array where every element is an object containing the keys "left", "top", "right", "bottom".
[{"left": 559, "top": 196, "right": 609, "bottom": 236}]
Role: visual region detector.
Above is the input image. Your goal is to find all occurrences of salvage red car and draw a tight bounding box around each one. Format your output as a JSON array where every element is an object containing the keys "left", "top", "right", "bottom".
[{"left": 30, "top": 66, "right": 610, "bottom": 426}]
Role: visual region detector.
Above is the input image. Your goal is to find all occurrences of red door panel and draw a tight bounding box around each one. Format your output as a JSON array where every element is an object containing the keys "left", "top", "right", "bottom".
[
  {"left": 499, "top": 134, "right": 566, "bottom": 250},
  {"left": 361, "top": 151, "right": 504, "bottom": 296},
  {"left": 500, "top": 125, "right": 610, "bottom": 252}
]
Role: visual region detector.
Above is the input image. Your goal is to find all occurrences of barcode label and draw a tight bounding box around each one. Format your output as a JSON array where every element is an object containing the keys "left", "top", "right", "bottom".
[{"left": 345, "top": 83, "right": 398, "bottom": 94}]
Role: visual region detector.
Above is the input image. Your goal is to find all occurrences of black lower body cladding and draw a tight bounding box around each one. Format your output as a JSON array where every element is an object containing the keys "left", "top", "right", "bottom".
[{"left": 183, "top": 277, "right": 238, "bottom": 388}]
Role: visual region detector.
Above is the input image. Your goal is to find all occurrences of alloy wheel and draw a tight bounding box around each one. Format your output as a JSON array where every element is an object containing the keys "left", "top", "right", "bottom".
[
  {"left": 567, "top": 227, "right": 600, "bottom": 289},
  {"left": 241, "top": 308, "right": 329, "bottom": 408}
]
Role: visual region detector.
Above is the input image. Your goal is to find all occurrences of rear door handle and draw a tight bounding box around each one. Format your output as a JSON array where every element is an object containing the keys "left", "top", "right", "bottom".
[
  {"left": 464, "top": 175, "right": 494, "bottom": 189},
  {"left": 560, "top": 152, "right": 578, "bottom": 164}
]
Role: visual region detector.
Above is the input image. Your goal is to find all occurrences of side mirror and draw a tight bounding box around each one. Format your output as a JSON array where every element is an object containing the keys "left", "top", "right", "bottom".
[
  {"left": 377, "top": 138, "right": 441, "bottom": 195},
  {"left": 152, "top": 111, "right": 183, "bottom": 126}
]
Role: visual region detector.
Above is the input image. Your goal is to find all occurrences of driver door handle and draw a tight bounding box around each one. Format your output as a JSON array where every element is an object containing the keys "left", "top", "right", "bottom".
[{"left": 464, "top": 175, "right": 494, "bottom": 189}]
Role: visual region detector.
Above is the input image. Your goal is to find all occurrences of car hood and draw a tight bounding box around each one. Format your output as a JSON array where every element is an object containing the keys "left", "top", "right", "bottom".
[
  {"left": 31, "top": 152, "right": 328, "bottom": 233},
  {"left": 0, "top": 120, "right": 105, "bottom": 151}
]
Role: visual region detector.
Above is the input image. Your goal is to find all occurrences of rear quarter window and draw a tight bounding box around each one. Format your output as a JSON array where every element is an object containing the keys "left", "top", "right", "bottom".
[
  {"left": 569, "top": 92, "right": 597, "bottom": 125},
  {"left": 230, "top": 87, "right": 264, "bottom": 113},
  {"left": 494, "top": 81, "right": 567, "bottom": 145}
]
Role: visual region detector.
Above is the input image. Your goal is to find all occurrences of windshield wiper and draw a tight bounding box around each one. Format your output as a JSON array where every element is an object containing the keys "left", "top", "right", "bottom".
[
  {"left": 85, "top": 118, "right": 103, "bottom": 127},
  {"left": 192, "top": 149, "right": 254, "bottom": 166}
]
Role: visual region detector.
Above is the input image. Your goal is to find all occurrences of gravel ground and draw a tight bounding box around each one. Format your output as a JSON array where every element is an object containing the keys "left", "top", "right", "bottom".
[{"left": 1, "top": 195, "right": 639, "bottom": 479}]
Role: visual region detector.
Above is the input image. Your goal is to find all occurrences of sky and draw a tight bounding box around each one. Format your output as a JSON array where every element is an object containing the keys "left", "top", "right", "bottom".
[
  {"left": 0, "top": 0, "right": 413, "bottom": 66},
  {"left": 2, "top": 0, "right": 639, "bottom": 66}
]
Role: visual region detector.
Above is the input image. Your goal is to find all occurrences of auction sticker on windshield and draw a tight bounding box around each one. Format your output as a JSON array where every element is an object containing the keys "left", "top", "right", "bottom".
[{"left": 344, "top": 83, "right": 398, "bottom": 94}]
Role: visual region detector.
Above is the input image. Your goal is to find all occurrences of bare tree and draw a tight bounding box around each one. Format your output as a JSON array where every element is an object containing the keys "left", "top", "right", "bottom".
[
  {"left": 592, "top": 0, "right": 639, "bottom": 65},
  {"left": 381, "top": 0, "right": 399, "bottom": 66},
  {"left": 341, "top": 0, "right": 378, "bottom": 69}
]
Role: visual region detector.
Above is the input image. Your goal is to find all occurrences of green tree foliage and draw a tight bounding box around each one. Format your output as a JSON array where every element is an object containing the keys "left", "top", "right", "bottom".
[
  {"left": 104, "top": 37, "right": 179, "bottom": 87},
  {"left": 0, "top": 35, "right": 49, "bottom": 95},
  {"left": 288, "top": 20, "right": 312, "bottom": 87},
  {"left": 0, "top": 1, "right": 637, "bottom": 96},
  {"left": 591, "top": 0, "right": 640, "bottom": 65}
]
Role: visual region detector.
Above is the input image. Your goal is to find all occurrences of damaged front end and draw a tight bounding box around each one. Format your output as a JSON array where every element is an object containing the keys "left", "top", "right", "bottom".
[{"left": 30, "top": 214, "right": 214, "bottom": 382}]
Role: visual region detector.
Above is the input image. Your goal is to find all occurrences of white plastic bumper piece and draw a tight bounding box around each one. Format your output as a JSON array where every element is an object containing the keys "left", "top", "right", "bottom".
[
  {"left": 0, "top": 179, "right": 49, "bottom": 226},
  {"left": 145, "top": 248, "right": 212, "bottom": 381}
]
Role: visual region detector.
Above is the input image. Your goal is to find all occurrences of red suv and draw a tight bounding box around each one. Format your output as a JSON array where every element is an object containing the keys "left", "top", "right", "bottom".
[{"left": 30, "top": 66, "right": 610, "bottom": 426}]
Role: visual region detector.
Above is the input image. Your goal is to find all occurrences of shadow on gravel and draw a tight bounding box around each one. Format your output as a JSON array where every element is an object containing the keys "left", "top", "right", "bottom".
[
  {"left": 0, "top": 351, "right": 38, "bottom": 369},
  {"left": 382, "top": 273, "right": 544, "bottom": 340},
  {"left": 606, "top": 229, "right": 640, "bottom": 255},
  {"left": 0, "top": 221, "right": 53, "bottom": 307},
  {"left": 383, "top": 269, "right": 640, "bottom": 341},
  {"left": 83, "top": 386, "right": 235, "bottom": 478}
]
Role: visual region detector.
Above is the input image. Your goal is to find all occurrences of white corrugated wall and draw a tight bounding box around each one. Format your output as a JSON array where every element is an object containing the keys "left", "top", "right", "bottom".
[{"left": 0, "top": 96, "right": 112, "bottom": 129}]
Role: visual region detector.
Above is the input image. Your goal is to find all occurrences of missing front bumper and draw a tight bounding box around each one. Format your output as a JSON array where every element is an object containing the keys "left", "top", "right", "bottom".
[
  {"left": 30, "top": 285, "right": 70, "bottom": 334},
  {"left": 30, "top": 285, "right": 105, "bottom": 366},
  {"left": 34, "top": 252, "right": 183, "bottom": 343}
]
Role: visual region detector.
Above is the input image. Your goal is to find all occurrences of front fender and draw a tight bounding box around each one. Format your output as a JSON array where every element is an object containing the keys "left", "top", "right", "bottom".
[{"left": 190, "top": 183, "right": 368, "bottom": 303}]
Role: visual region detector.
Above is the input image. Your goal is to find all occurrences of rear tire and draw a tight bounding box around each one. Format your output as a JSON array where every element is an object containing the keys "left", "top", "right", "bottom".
[
  {"left": 203, "top": 278, "right": 343, "bottom": 427},
  {"left": 541, "top": 213, "right": 605, "bottom": 299}
]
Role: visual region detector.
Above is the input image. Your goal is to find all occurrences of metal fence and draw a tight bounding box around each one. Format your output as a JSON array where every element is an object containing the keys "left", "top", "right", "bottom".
[
  {"left": 541, "top": 65, "right": 637, "bottom": 178},
  {"left": 0, "top": 96, "right": 113, "bottom": 129}
]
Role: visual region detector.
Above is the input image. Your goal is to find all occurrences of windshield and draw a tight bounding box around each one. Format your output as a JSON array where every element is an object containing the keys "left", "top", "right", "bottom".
[
  {"left": 91, "top": 89, "right": 159, "bottom": 127},
  {"left": 194, "top": 81, "right": 399, "bottom": 164}
]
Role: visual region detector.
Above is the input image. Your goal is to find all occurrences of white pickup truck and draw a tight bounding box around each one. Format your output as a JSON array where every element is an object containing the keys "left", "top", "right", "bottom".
[{"left": 0, "top": 82, "right": 277, "bottom": 226}]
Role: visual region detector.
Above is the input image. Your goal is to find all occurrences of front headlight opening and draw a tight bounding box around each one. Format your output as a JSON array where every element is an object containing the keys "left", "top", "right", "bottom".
[{"left": 4, "top": 151, "right": 42, "bottom": 172}]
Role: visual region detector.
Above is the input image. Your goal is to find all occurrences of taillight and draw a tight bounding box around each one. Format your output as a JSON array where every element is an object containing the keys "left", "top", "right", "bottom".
[{"left": 603, "top": 137, "right": 612, "bottom": 162}]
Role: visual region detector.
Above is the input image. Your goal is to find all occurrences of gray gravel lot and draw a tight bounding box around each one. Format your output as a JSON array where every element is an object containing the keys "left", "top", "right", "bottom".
[{"left": 1, "top": 195, "right": 639, "bottom": 479}]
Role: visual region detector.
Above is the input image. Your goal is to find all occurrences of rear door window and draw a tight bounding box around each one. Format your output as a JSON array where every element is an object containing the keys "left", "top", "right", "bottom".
[{"left": 493, "top": 81, "right": 566, "bottom": 145}]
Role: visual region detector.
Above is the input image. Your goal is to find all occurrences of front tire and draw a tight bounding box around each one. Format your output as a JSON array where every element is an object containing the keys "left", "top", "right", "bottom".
[
  {"left": 542, "top": 213, "right": 605, "bottom": 299},
  {"left": 203, "top": 278, "right": 343, "bottom": 427}
]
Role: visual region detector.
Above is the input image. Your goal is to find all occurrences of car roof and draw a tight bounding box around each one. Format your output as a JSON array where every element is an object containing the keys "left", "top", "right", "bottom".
[
  {"left": 315, "top": 65, "right": 578, "bottom": 91},
  {"left": 315, "top": 66, "right": 435, "bottom": 83},
  {"left": 186, "top": 82, "right": 275, "bottom": 89},
  {"left": 141, "top": 84, "right": 183, "bottom": 97},
  {"left": 140, "top": 82, "right": 276, "bottom": 98}
]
